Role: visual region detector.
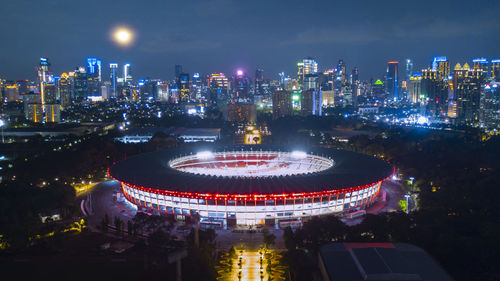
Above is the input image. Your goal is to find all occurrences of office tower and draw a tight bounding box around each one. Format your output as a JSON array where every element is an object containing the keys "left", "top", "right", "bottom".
[
  {"left": 123, "top": 63, "right": 132, "bottom": 82},
  {"left": 175, "top": 64, "right": 183, "bottom": 79},
  {"left": 300, "top": 89, "right": 322, "bottom": 116},
  {"left": 110, "top": 63, "right": 118, "bottom": 97},
  {"left": 480, "top": 81, "right": 500, "bottom": 130},
  {"left": 36, "top": 57, "right": 53, "bottom": 106},
  {"left": 491, "top": 59, "right": 500, "bottom": 78},
  {"left": 405, "top": 59, "right": 413, "bottom": 82},
  {"left": 272, "top": 90, "right": 292, "bottom": 119},
  {"left": 303, "top": 74, "right": 319, "bottom": 91},
  {"left": 57, "top": 73, "right": 71, "bottom": 107},
  {"left": 472, "top": 58, "right": 489, "bottom": 74},
  {"left": 86, "top": 58, "right": 102, "bottom": 98},
  {"left": 386, "top": 61, "right": 399, "bottom": 100},
  {"left": 453, "top": 63, "right": 486, "bottom": 126},
  {"left": 224, "top": 103, "right": 257, "bottom": 123},
  {"left": 44, "top": 84, "right": 60, "bottom": 122},
  {"left": 337, "top": 59, "right": 346, "bottom": 85},
  {"left": 431, "top": 56, "right": 450, "bottom": 80},
  {"left": 372, "top": 79, "right": 385, "bottom": 99},
  {"left": 232, "top": 70, "right": 251, "bottom": 102},
  {"left": 86, "top": 57, "right": 102, "bottom": 81},
  {"left": 297, "top": 57, "right": 318, "bottom": 88},
  {"left": 177, "top": 73, "right": 190, "bottom": 102},
  {"left": 74, "top": 66, "right": 88, "bottom": 100},
  {"left": 255, "top": 69, "right": 264, "bottom": 96},
  {"left": 352, "top": 67, "right": 360, "bottom": 84},
  {"left": 209, "top": 73, "right": 229, "bottom": 104},
  {"left": 4, "top": 82, "right": 20, "bottom": 102},
  {"left": 24, "top": 92, "right": 42, "bottom": 123},
  {"left": 421, "top": 68, "right": 449, "bottom": 118},
  {"left": 17, "top": 80, "right": 30, "bottom": 95},
  {"left": 157, "top": 82, "right": 169, "bottom": 102},
  {"left": 408, "top": 73, "right": 423, "bottom": 103},
  {"left": 191, "top": 73, "right": 202, "bottom": 100}
]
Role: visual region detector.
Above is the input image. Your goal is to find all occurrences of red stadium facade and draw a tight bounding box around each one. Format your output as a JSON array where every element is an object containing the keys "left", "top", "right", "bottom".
[{"left": 108, "top": 147, "right": 393, "bottom": 228}]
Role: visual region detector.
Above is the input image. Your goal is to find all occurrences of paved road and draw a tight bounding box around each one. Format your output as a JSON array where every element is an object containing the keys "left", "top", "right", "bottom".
[{"left": 85, "top": 181, "right": 137, "bottom": 228}]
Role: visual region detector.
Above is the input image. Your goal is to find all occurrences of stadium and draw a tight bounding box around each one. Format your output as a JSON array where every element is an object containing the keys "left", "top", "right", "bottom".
[{"left": 108, "top": 146, "right": 394, "bottom": 228}]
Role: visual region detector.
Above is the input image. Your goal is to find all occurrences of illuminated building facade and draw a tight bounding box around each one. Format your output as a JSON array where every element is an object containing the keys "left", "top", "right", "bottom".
[
  {"left": 432, "top": 56, "right": 450, "bottom": 80},
  {"left": 24, "top": 92, "right": 42, "bottom": 123},
  {"left": 453, "top": 63, "right": 486, "bottom": 126},
  {"left": 232, "top": 70, "right": 251, "bottom": 102},
  {"left": 209, "top": 73, "right": 230, "bottom": 104},
  {"left": 224, "top": 103, "right": 257, "bottom": 123},
  {"left": 109, "top": 147, "right": 393, "bottom": 228},
  {"left": 421, "top": 68, "right": 449, "bottom": 118},
  {"left": 177, "top": 73, "right": 190, "bottom": 102},
  {"left": 479, "top": 81, "right": 499, "bottom": 131},
  {"left": 492, "top": 59, "right": 500, "bottom": 79},
  {"left": 386, "top": 61, "right": 398, "bottom": 100},
  {"left": 408, "top": 74, "right": 423, "bottom": 103},
  {"left": 298, "top": 57, "right": 318, "bottom": 88},
  {"left": 300, "top": 89, "right": 322, "bottom": 116},
  {"left": 110, "top": 63, "right": 118, "bottom": 98},
  {"left": 74, "top": 67, "right": 88, "bottom": 100},
  {"left": 272, "top": 90, "right": 292, "bottom": 119}
]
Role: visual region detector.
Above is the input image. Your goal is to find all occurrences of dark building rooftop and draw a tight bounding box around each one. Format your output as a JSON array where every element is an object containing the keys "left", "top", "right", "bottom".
[{"left": 319, "top": 243, "right": 454, "bottom": 281}]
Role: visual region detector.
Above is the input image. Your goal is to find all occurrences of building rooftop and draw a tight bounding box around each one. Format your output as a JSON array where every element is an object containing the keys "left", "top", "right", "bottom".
[{"left": 319, "top": 243, "right": 454, "bottom": 281}]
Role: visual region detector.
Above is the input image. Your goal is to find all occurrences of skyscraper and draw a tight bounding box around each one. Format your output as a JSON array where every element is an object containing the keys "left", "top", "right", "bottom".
[
  {"left": 232, "top": 70, "right": 251, "bottom": 102},
  {"left": 386, "top": 61, "right": 399, "bottom": 100},
  {"left": 255, "top": 69, "right": 264, "bottom": 96},
  {"left": 44, "top": 84, "right": 60, "bottom": 122},
  {"left": 74, "top": 66, "right": 88, "bottom": 101},
  {"left": 337, "top": 59, "right": 346, "bottom": 85},
  {"left": 272, "top": 90, "right": 292, "bottom": 119},
  {"left": 209, "top": 73, "right": 229, "bottom": 104},
  {"left": 491, "top": 59, "right": 500, "bottom": 78},
  {"left": 472, "top": 58, "right": 489, "bottom": 75},
  {"left": 36, "top": 57, "right": 52, "bottom": 106},
  {"left": 57, "top": 72, "right": 72, "bottom": 107},
  {"left": 110, "top": 63, "right": 118, "bottom": 98},
  {"left": 453, "top": 63, "right": 486, "bottom": 126},
  {"left": 123, "top": 63, "right": 132, "bottom": 82},
  {"left": 177, "top": 73, "right": 190, "bottom": 102},
  {"left": 86, "top": 57, "right": 102, "bottom": 81},
  {"left": 405, "top": 59, "right": 413, "bottom": 81},
  {"left": 300, "top": 89, "right": 322, "bottom": 116},
  {"left": 408, "top": 73, "right": 423, "bottom": 103},
  {"left": 480, "top": 81, "right": 499, "bottom": 130},
  {"left": 351, "top": 67, "right": 360, "bottom": 84},
  {"left": 297, "top": 57, "right": 318, "bottom": 88},
  {"left": 175, "top": 64, "right": 183, "bottom": 79},
  {"left": 432, "top": 56, "right": 450, "bottom": 80}
]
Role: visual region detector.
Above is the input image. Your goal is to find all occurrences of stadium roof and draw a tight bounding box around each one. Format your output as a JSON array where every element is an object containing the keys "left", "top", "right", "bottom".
[{"left": 108, "top": 146, "right": 393, "bottom": 195}]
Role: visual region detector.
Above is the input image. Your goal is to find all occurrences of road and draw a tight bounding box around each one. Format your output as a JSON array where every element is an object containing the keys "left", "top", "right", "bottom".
[{"left": 84, "top": 181, "right": 137, "bottom": 228}]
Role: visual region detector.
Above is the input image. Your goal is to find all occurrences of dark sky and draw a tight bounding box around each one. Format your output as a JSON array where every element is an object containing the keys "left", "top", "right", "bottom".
[{"left": 1, "top": 0, "right": 499, "bottom": 81}]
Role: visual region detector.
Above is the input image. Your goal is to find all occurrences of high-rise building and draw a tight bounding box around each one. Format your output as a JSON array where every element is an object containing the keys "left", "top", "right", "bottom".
[
  {"left": 300, "top": 89, "right": 322, "bottom": 116},
  {"left": 453, "top": 63, "right": 486, "bottom": 126},
  {"left": 491, "top": 59, "right": 500, "bottom": 78},
  {"left": 432, "top": 56, "right": 450, "bottom": 80},
  {"left": 44, "top": 84, "right": 60, "bottom": 122},
  {"left": 351, "top": 67, "right": 360, "bottom": 84},
  {"left": 408, "top": 73, "right": 423, "bottom": 103},
  {"left": 209, "top": 73, "right": 229, "bottom": 104},
  {"left": 110, "top": 63, "right": 118, "bottom": 98},
  {"left": 480, "top": 81, "right": 499, "bottom": 130},
  {"left": 86, "top": 57, "right": 102, "bottom": 81},
  {"left": 175, "top": 64, "right": 183, "bottom": 79},
  {"left": 255, "top": 69, "right": 264, "bottom": 96},
  {"left": 405, "top": 59, "right": 413, "bottom": 82},
  {"left": 372, "top": 79, "right": 385, "bottom": 99},
  {"left": 421, "top": 68, "right": 449, "bottom": 118},
  {"left": 36, "top": 57, "right": 53, "bottom": 106},
  {"left": 297, "top": 57, "right": 318, "bottom": 88},
  {"left": 74, "top": 66, "right": 88, "bottom": 101},
  {"left": 472, "top": 58, "right": 489, "bottom": 74},
  {"left": 337, "top": 60, "right": 346, "bottom": 85},
  {"left": 123, "top": 63, "right": 132, "bottom": 82},
  {"left": 177, "top": 73, "right": 190, "bottom": 102},
  {"left": 272, "top": 90, "right": 292, "bottom": 119},
  {"left": 4, "top": 82, "right": 20, "bottom": 102},
  {"left": 24, "top": 92, "right": 42, "bottom": 123},
  {"left": 232, "top": 70, "right": 251, "bottom": 102},
  {"left": 386, "top": 61, "right": 399, "bottom": 100},
  {"left": 303, "top": 74, "right": 319, "bottom": 91}
]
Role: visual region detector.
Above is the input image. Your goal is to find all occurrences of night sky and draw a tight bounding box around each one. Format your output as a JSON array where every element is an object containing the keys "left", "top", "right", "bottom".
[{"left": 1, "top": 0, "right": 499, "bottom": 81}]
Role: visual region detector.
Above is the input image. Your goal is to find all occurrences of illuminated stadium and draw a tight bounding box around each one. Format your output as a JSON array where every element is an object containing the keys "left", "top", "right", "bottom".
[{"left": 108, "top": 146, "right": 393, "bottom": 228}]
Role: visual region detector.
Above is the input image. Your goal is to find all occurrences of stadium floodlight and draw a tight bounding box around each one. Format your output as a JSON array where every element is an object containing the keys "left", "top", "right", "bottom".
[
  {"left": 291, "top": 151, "right": 307, "bottom": 159},
  {"left": 196, "top": 151, "right": 214, "bottom": 159}
]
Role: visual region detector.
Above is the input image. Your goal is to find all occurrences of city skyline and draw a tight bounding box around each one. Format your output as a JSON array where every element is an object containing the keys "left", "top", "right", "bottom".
[{"left": 1, "top": 0, "right": 499, "bottom": 80}]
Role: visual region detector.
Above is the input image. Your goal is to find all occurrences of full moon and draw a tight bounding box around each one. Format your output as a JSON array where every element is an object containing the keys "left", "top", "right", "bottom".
[{"left": 112, "top": 27, "right": 134, "bottom": 46}]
